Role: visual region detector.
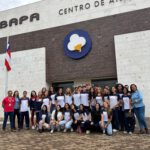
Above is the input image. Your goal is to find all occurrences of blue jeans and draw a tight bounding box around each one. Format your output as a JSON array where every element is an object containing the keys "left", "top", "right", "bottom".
[
  {"left": 20, "top": 111, "right": 30, "bottom": 129},
  {"left": 3, "top": 112, "right": 14, "bottom": 129},
  {"left": 134, "top": 106, "right": 148, "bottom": 129},
  {"left": 59, "top": 119, "right": 73, "bottom": 129}
]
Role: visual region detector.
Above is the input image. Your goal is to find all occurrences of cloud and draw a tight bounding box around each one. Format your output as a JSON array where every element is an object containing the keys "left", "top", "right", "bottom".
[{"left": 67, "top": 34, "right": 86, "bottom": 52}]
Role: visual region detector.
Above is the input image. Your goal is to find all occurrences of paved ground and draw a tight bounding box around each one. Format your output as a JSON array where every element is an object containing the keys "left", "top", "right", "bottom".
[{"left": 0, "top": 128, "right": 150, "bottom": 150}]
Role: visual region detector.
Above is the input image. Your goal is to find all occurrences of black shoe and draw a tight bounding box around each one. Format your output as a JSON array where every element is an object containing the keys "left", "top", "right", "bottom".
[
  {"left": 145, "top": 128, "right": 149, "bottom": 134},
  {"left": 38, "top": 129, "right": 42, "bottom": 133}
]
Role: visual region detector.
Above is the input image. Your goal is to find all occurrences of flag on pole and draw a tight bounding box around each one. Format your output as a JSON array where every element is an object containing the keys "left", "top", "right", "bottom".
[{"left": 5, "top": 42, "right": 11, "bottom": 71}]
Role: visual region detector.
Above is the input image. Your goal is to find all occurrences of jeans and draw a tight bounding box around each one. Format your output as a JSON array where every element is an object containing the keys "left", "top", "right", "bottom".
[
  {"left": 112, "top": 108, "right": 120, "bottom": 130},
  {"left": 3, "top": 112, "right": 14, "bottom": 129},
  {"left": 118, "top": 107, "right": 125, "bottom": 131},
  {"left": 59, "top": 119, "right": 73, "bottom": 129},
  {"left": 20, "top": 111, "right": 30, "bottom": 129},
  {"left": 124, "top": 110, "right": 135, "bottom": 132},
  {"left": 134, "top": 106, "right": 148, "bottom": 129},
  {"left": 13, "top": 109, "right": 20, "bottom": 129}
]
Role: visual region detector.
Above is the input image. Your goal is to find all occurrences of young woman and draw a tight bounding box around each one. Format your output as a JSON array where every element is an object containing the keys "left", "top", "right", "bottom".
[
  {"left": 20, "top": 91, "right": 30, "bottom": 130},
  {"left": 91, "top": 103, "right": 103, "bottom": 133},
  {"left": 130, "top": 84, "right": 149, "bottom": 134},
  {"left": 95, "top": 88, "right": 104, "bottom": 107},
  {"left": 42, "top": 90, "right": 51, "bottom": 123},
  {"left": 122, "top": 87, "right": 135, "bottom": 134},
  {"left": 50, "top": 105, "right": 63, "bottom": 133},
  {"left": 49, "top": 86, "right": 56, "bottom": 113},
  {"left": 100, "top": 101, "right": 113, "bottom": 136},
  {"left": 116, "top": 83, "right": 125, "bottom": 131},
  {"left": 73, "top": 87, "right": 81, "bottom": 109},
  {"left": 13, "top": 90, "right": 20, "bottom": 130},
  {"left": 80, "top": 86, "right": 89, "bottom": 112},
  {"left": 38, "top": 105, "right": 50, "bottom": 133},
  {"left": 78, "top": 104, "right": 91, "bottom": 134},
  {"left": 89, "top": 87, "right": 96, "bottom": 110},
  {"left": 30, "top": 90, "right": 37, "bottom": 129},
  {"left": 59, "top": 103, "right": 73, "bottom": 132},
  {"left": 55, "top": 88, "right": 65, "bottom": 109},
  {"left": 35, "top": 91, "right": 43, "bottom": 129},
  {"left": 109, "top": 87, "right": 120, "bottom": 132},
  {"left": 71, "top": 104, "right": 80, "bottom": 131},
  {"left": 65, "top": 88, "right": 73, "bottom": 105},
  {"left": 103, "top": 87, "right": 110, "bottom": 101}
]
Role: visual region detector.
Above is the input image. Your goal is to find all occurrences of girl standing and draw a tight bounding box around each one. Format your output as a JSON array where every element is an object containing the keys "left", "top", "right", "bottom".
[
  {"left": 122, "top": 87, "right": 135, "bottom": 134},
  {"left": 13, "top": 90, "right": 20, "bottom": 130},
  {"left": 130, "top": 84, "right": 149, "bottom": 134},
  {"left": 95, "top": 88, "right": 104, "bottom": 107},
  {"left": 30, "top": 90, "right": 37, "bottom": 129},
  {"left": 49, "top": 86, "right": 56, "bottom": 113},
  {"left": 20, "top": 91, "right": 30, "bottom": 130},
  {"left": 55, "top": 88, "right": 65, "bottom": 109},
  {"left": 35, "top": 91, "right": 43, "bottom": 129},
  {"left": 109, "top": 87, "right": 120, "bottom": 132},
  {"left": 73, "top": 87, "right": 81, "bottom": 109},
  {"left": 89, "top": 87, "right": 96, "bottom": 111},
  {"left": 65, "top": 88, "right": 73, "bottom": 105}
]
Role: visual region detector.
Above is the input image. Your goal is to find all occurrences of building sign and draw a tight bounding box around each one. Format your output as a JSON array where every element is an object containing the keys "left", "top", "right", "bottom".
[
  {"left": 64, "top": 29, "right": 92, "bottom": 59},
  {"left": 0, "top": 13, "right": 40, "bottom": 29},
  {"left": 59, "top": 0, "right": 128, "bottom": 16}
]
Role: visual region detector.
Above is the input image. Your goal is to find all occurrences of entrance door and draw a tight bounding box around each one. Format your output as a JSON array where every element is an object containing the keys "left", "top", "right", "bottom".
[{"left": 52, "top": 81, "right": 74, "bottom": 92}]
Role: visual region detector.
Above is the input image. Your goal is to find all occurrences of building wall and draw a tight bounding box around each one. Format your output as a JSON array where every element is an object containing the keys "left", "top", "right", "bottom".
[
  {"left": 0, "top": 48, "right": 46, "bottom": 117},
  {"left": 115, "top": 30, "right": 150, "bottom": 117}
]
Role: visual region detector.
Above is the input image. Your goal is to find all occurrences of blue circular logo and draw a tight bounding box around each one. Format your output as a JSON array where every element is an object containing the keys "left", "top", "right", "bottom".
[{"left": 64, "top": 29, "right": 92, "bottom": 59}]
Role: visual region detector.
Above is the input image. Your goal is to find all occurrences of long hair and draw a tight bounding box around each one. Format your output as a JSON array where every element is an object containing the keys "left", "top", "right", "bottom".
[
  {"left": 54, "top": 105, "right": 61, "bottom": 121},
  {"left": 41, "top": 105, "right": 48, "bottom": 114}
]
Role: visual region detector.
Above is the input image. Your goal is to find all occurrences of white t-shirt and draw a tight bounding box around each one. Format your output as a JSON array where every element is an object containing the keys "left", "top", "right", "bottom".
[
  {"left": 50, "top": 94, "right": 56, "bottom": 104},
  {"left": 103, "top": 111, "right": 108, "bottom": 122},
  {"left": 96, "top": 96, "right": 103, "bottom": 106},
  {"left": 20, "top": 98, "right": 29, "bottom": 112},
  {"left": 80, "top": 93, "right": 89, "bottom": 107},
  {"left": 73, "top": 93, "right": 81, "bottom": 107},
  {"left": 56, "top": 96, "right": 65, "bottom": 108},
  {"left": 64, "top": 111, "right": 71, "bottom": 121},
  {"left": 74, "top": 112, "right": 80, "bottom": 120},
  {"left": 109, "top": 95, "right": 118, "bottom": 109},
  {"left": 65, "top": 95, "right": 73, "bottom": 105},
  {"left": 43, "top": 98, "right": 50, "bottom": 107},
  {"left": 123, "top": 96, "right": 130, "bottom": 110},
  {"left": 51, "top": 110, "right": 63, "bottom": 121}
]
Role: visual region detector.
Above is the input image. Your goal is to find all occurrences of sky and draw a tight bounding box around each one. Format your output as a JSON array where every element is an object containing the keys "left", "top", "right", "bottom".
[{"left": 0, "top": 0, "right": 42, "bottom": 11}]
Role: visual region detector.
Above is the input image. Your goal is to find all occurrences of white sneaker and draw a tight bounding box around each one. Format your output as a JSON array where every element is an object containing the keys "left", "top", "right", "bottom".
[
  {"left": 129, "top": 132, "right": 133, "bottom": 135},
  {"left": 86, "top": 130, "right": 90, "bottom": 134},
  {"left": 63, "top": 129, "right": 67, "bottom": 133},
  {"left": 32, "top": 126, "right": 35, "bottom": 130},
  {"left": 50, "top": 130, "right": 54, "bottom": 134},
  {"left": 124, "top": 131, "right": 127, "bottom": 134},
  {"left": 113, "top": 129, "right": 118, "bottom": 133},
  {"left": 103, "top": 130, "right": 105, "bottom": 134},
  {"left": 71, "top": 128, "right": 74, "bottom": 132}
]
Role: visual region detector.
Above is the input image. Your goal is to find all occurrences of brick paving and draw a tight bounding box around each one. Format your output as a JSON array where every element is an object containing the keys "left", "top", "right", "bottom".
[{"left": 0, "top": 128, "right": 150, "bottom": 150}]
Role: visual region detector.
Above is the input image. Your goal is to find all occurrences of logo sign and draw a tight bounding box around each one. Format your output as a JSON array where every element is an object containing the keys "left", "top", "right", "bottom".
[{"left": 64, "top": 29, "right": 92, "bottom": 59}]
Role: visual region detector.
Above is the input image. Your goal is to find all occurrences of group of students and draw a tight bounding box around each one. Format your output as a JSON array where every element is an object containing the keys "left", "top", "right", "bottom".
[{"left": 2, "top": 83, "right": 149, "bottom": 135}]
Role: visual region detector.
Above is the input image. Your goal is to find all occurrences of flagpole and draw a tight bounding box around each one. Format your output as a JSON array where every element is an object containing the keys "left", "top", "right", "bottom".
[{"left": 5, "top": 36, "right": 9, "bottom": 97}]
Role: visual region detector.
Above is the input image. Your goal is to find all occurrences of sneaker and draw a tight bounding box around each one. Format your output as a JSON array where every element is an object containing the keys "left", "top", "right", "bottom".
[
  {"left": 124, "top": 131, "right": 127, "bottom": 134},
  {"left": 113, "top": 129, "right": 118, "bottom": 133},
  {"left": 103, "top": 130, "right": 105, "bottom": 134},
  {"left": 50, "top": 130, "right": 54, "bottom": 134},
  {"left": 63, "top": 129, "right": 67, "bottom": 133},
  {"left": 32, "top": 126, "right": 35, "bottom": 130},
  {"left": 71, "top": 128, "right": 74, "bottom": 132},
  {"left": 129, "top": 132, "right": 133, "bottom": 135},
  {"left": 86, "top": 130, "right": 90, "bottom": 134}
]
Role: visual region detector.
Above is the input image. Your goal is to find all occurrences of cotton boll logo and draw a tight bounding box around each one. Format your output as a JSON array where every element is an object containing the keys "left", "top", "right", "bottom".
[
  {"left": 67, "top": 34, "right": 86, "bottom": 52},
  {"left": 64, "top": 29, "right": 92, "bottom": 59}
]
